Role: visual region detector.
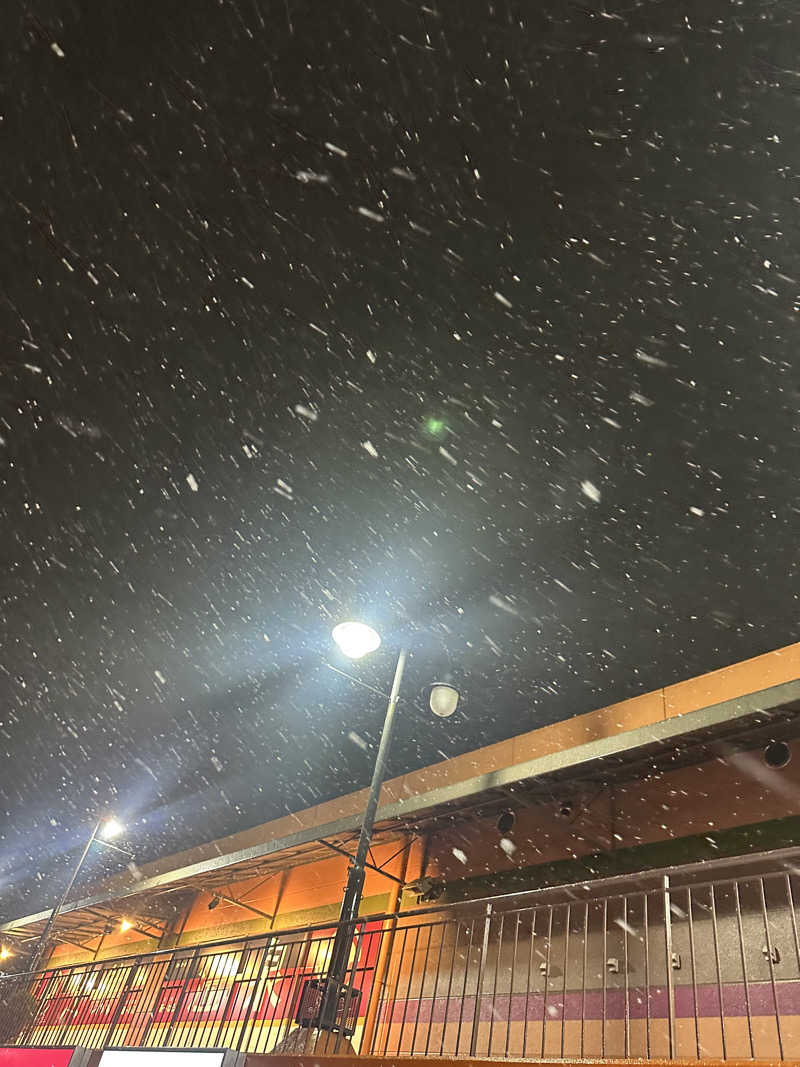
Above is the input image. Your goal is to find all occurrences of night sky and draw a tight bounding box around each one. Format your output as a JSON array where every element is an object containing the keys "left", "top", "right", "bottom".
[{"left": 1, "top": 0, "right": 798, "bottom": 922}]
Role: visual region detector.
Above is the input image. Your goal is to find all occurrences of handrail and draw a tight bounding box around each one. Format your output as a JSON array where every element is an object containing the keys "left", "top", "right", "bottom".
[{"left": 4, "top": 840, "right": 800, "bottom": 985}]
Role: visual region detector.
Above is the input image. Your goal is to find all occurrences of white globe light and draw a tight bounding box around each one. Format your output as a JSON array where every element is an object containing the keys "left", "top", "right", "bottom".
[
  {"left": 101, "top": 817, "right": 124, "bottom": 840},
  {"left": 429, "top": 683, "right": 459, "bottom": 718},
  {"left": 332, "top": 621, "right": 381, "bottom": 659}
]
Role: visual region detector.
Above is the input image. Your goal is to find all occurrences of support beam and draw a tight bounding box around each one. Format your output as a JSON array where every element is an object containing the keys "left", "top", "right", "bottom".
[
  {"left": 211, "top": 892, "right": 275, "bottom": 921},
  {"left": 4, "top": 678, "right": 798, "bottom": 936},
  {"left": 317, "top": 839, "right": 405, "bottom": 884}
]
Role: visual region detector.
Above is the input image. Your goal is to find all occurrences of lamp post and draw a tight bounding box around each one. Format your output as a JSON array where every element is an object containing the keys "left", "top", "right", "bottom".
[
  {"left": 318, "top": 622, "right": 459, "bottom": 1032},
  {"left": 29, "top": 817, "right": 130, "bottom": 973}
]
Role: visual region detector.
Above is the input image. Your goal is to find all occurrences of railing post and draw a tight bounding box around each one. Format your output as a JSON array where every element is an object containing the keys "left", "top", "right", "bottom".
[
  {"left": 162, "top": 947, "right": 200, "bottom": 1047},
  {"left": 663, "top": 874, "right": 676, "bottom": 1058},
  {"left": 104, "top": 956, "right": 142, "bottom": 1047},
  {"left": 18, "top": 969, "right": 59, "bottom": 1045},
  {"left": 235, "top": 937, "right": 272, "bottom": 1051},
  {"left": 469, "top": 902, "right": 492, "bottom": 1057},
  {"left": 359, "top": 838, "right": 412, "bottom": 1055}
]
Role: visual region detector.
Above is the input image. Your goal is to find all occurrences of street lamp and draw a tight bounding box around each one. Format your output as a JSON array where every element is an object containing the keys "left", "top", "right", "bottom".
[
  {"left": 30, "top": 817, "right": 132, "bottom": 973},
  {"left": 318, "top": 622, "right": 459, "bottom": 1032}
]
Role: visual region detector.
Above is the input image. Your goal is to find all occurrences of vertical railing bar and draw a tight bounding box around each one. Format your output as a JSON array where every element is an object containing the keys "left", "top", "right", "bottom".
[
  {"left": 18, "top": 969, "right": 57, "bottom": 1045},
  {"left": 686, "top": 888, "right": 700, "bottom": 1060},
  {"left": 83, "top": 963, "right": 108, "bottom": 1049},
  {"left": 137, "top": 956, "right": 172, "bottom": 1048},
  {"left": 181, "top": 951, "right": 208, "bottom": 1047},
  {"left": 49, "top": 964, "right": 81, "bottom": 1045},
  {"left": 383, "top": 925, "right": 410, "bottom": 1056},
  {"left": 69, "top": 965, "right": 94, "bottom": 1048},
  {"left": 469, "top": 902, "right": 492, "bottom": 1057},
  {"left": 276, "top": 935, "right": 305, "bottom": 1051},
  {"left": 32, "top": 969, "right": 55, "bottom": 1045},
  {"left": 453, "top": 918, "right": 475, "bottom": 1058},
  {"left": 110, "top": 957, "right": 139, "bottom": 1049},
  {"left": 93, "top": 964, "right": 122, "bottom": 1049},
  {"left": 623, "top": 896, "right": 630, "bottom": 1059},
  {"left": 84, "top": 964, "right": 110, "bottom": 1049},
  {"left": 284, "top": 930, "right": 325, "bottom": 1049},
  {"left": 580, "top": 903, "right": 588, "bottom": 1060},
  {"left": 708, "top": 885, "right": 726, "bottom": 1061},
  {"left": 279, "top": 930, "right": 319, "bottom": 1052},
  {"left": 561, "top": 903, "right": 570, "bottom": 1061},
  {"left": 540, "top": 906, "right": 553, "bottom": 1059},
  {"left": 785, "top": 872, "right": 800, "bottom": 972},
  {"left": 335, "top": 920, "right": 366, "bottom": 1056},
  {"left": 396, "top": 923, "right": 422, "bottom": 1055},
  {"left": 72, "top": 965, "right": 94, "bottom": 1046},
  {"left": 425, "top": 920, "right": 448, "bottom": 1056},
  {"left": 487, "top": 912, "right": 503, "bottom": 1057},
  {"left": 243, "top": 938, "right": 274, "bottom": 1053},
  {"left": 230, "top": 945, "right": 256, "bottom": 1051},
  {"left": 367, "top": 915, "right": 402, "bottom": 1056},
  {"left": 732, "top": 880, "right": 755, "bottom": 1060},
  {"left": 408, "top": 923, "right": 434, "bottom": 1055},
  {"left": 53, "top": 964, "right": 89, "bottom": 1048},
  {"left": 356, "top": 927, "right": 381, "bottom": 1055},
  {"left": 217, "top": 945, "right": 245, "bottom": 1048},
  {"left": 41, "top": 965, "right": 72, "bottom": 1045},
  {"left": 184, "top": 952, "right": 210, "bottom": 1047},
  {"left": 437, "top": 920, "right": 460, "bottom": 1056},
  {"left": 601, "top": 898, "right": 608, "bottom": 1059},
  {"left": 162, "top": 946, "right": 200, "bottom": 1047},
  {"left": 190, "top": 952, "right": 218, "bottom": 1047},
  {"left": 367, "top": 927, "right": 390, "bottom": 1057},
  {"left": 643, "top": 893, "right": 651, "bottom": 1060},
  {"left": 663, "top": 874, "right": 676, "bottom": 1059},
  {"left": 93, "top": 965, "right": 120, "bottom": 1049},
  {"left": 127, "top": 956, "right": 154, "bottom": 1048},
  {"left": 505, "top": 914, "right": 520, "bottom": 1059},
  {"left": 107, "top": 963, "right": 133, "bottom": 1048},
  {"left": 523, "top": 910, "right": 535, "bottom": 1060},
  {"left": 263, "top": 938, "right": 295, "bottom": 1054},
  {"left": 758, "top": 876, "right": 784, "bottom": 1060},
  {"left": 206, "top": 950, "right": 231, "bottom": 1048}
]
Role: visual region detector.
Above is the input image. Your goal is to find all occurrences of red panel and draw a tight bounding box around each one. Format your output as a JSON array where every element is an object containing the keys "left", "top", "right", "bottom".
[{"left": 0, "top": 1050, "right": 74, "bottom": 1067}]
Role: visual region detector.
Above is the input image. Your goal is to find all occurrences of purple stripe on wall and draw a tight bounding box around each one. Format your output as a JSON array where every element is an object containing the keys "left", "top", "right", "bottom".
[{"left": 379, "top": 981, "right": 798, "bottom": 1024}]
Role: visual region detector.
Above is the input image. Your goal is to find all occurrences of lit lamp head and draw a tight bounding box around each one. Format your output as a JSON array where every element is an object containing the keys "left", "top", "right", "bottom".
[
  {"left": 332, "top": 621, "right": 381, "bottom": 660},
  {"left": 100, "top": 817, "right": 124, "bottom": 840},
  {"left": 0, "top": 946, "right": 12, "bottom": 961},
  {"left": 429, "top": 682, "right": 460, "bottom": 718},
  {"left": 119, "top": 918, "right": 133, "bottom": 932}
]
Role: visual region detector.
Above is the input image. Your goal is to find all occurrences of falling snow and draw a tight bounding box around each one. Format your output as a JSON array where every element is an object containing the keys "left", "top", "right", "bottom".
[{"left": 0, "top": 0, "right": 796, "bottom": 927}]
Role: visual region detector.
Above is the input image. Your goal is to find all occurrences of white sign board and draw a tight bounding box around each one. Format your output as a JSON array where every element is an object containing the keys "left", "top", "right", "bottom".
[{"left": 99, "top": 1053, "right": 225, "bottom": 1067}]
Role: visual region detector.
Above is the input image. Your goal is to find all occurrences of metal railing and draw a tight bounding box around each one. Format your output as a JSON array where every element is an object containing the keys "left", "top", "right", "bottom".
[{"left": 1, "top": 864, "right": 799, "bottom": 1060}]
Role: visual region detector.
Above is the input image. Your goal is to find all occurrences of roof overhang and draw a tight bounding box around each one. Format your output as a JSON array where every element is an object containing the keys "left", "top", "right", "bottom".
[{"left": 4, "top": 677, "right": 799, "bottom": 941}]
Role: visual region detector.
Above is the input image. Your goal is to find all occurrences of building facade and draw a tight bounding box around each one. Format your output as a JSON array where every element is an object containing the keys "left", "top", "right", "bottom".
[{"left": 2, "top": 641, "right": 800, "bottom": 1060}]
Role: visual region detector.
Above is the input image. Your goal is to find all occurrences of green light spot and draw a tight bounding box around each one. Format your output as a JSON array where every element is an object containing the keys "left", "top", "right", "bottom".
[{"left": 425, "top": 417, "right": 446, "bottom": 437}]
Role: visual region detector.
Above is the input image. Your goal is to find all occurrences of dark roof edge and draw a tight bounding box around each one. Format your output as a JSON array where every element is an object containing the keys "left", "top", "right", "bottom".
[{"left": 4, "top": 676, "right": 798, "bottom": 934}]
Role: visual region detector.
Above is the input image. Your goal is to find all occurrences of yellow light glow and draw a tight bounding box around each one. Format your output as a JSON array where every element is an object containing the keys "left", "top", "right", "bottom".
[
  {"left": 119, "top": 918, "right": 133, "bottom": 932},
  {"left": 0, "top": 946, "right": 12, "bottom": 960}
]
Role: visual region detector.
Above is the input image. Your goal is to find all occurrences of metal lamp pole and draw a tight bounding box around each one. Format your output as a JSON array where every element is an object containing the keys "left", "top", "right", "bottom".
[
  {"left": 30, "top": 819, "right": 129, "bottom": 973},
  {"left": 319, "top": 648, "right": 408, "bottom": 1029}
]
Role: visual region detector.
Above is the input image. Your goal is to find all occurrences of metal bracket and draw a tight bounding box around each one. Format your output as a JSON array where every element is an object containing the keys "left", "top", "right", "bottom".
[
  {"left": 607, "top": 957, "right": 619, "bottom": 973},
  {"left": 762, "top": 944, "right": 781, "bottom": 964},
  {"left": 210, "top": 892, "right": 275, "bottom": 921},
  {"left": 318, "top": 838, "right": 405, "bottom": 884}
]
